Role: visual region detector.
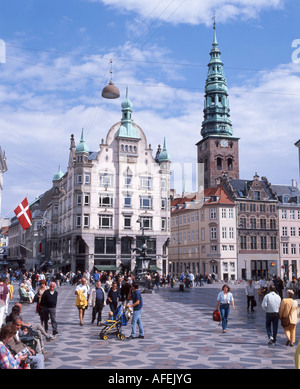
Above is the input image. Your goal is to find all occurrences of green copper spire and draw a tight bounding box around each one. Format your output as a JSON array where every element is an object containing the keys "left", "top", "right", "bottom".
[
  {"left": 201, "top": 25, "right": 233, "bottom": 138},
  {"left": 116, "top": 87, "right": 140, "bottom": 139},
  {"left": 75, "top": 128, "right": 89, "bottom": 154},
  {"left": 158, "top": 137, "right": 171, "bottom": 163},
  {"left": 53, "top": 165, "right": 64, "bottom": 181}
]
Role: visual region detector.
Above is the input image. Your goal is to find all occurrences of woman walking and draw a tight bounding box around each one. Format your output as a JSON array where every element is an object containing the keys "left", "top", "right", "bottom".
[
  {"left": 279, "top": 289, "right": 299, "bottom": 346},
  {"left": 216, "top": 285, "right": 235, "bottom": 333}
]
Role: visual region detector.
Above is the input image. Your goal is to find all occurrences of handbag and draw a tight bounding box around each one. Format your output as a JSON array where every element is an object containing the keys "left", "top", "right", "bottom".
[
  {"left": 281, "top": 302, "right": 294, "bottom": 327},
  {"left": 252, "top": 299, "right": 257, "bottom": 307},
  {"left": 213, "top": 309, "right": 221, "bottom": 322}
]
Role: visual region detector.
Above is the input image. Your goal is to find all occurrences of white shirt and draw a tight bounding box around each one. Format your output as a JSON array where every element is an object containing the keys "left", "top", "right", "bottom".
[
  {"left": 75, "top": 283, "right": 90, "bottom": 299},
  {"left": 261, "top": 291, "right": 281, "bottom": 313},
  {"left": 245, "top": 284, "right": 256, "bottom": 296}
]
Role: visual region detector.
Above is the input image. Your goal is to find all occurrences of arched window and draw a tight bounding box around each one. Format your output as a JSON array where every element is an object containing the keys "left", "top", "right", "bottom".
[
  {"left": 217, "top": 157, "right": 222, "bottom": 170},
  {"left": 227, "top": 158, "right": 233, "bottom": 171}
]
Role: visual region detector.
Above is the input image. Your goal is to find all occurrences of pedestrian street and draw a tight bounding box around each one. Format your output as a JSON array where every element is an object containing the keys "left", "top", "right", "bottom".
[{"left": 13, "top": 281, "right": 300, "bottom": 370}]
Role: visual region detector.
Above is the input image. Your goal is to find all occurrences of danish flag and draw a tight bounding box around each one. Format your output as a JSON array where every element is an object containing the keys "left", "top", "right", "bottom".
[{"left": 14, "top": 197, "right": 32, "bottom": 231}]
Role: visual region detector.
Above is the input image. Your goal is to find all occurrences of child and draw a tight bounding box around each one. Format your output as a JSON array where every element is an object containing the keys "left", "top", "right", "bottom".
[{"left": 99, "top": 311, "right": 114, "bottom": 326}]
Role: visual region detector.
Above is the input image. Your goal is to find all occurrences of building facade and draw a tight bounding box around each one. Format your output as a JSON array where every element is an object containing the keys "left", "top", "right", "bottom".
[
  {"left": 47, "top": 90, "right": 171, "bottom": 275},
  {"left": 169, "top": 184, "right": 238, "bottom": 280},
  {"left": 271, "top": 182, "right": 300, "bottom": 280}
]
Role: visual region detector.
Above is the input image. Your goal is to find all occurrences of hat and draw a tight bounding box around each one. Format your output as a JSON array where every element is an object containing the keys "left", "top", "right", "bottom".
[{"left": 287, "top": 289, "right": 294, "bottom": 295}]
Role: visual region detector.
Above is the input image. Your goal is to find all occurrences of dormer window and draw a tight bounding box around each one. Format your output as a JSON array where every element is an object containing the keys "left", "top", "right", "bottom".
[{"left": 283, "top": 195, "right": 290, "bottom": 204}]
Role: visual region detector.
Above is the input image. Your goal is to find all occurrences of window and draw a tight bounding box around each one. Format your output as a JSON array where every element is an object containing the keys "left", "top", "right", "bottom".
[
  {"left": 83, "top": 214, "right": 89, "bottom": 228},
  {"left": 254, "top": 191, "right": 260, "bottom": 200},
  {"left": 99, "top": 214, "right": 113, "bottom": 229},
  {"left": 250, "top": 218, "right": 256, "bottom": 229},
  {"left": 140, "top": 176, "right": 152, "bottom": 190},
  {"left": 270, "top": 219, "right": 276, "bottom": 230},
  {"left": 227, "top": 158, "right": 233, "bottom": 171},
  {"left": 222, "top": 208, "right": 226, "bottom": 218},
  {"left": 260, "top": 219, "right": 266, "bottom": 229},
  {"left": 161, "top": 218, "right": 167, "bottom": 231},
  {"left": 139, "top": 216, "right": 153, "bottom": 230},
  {"left": 124, "top": 192, "right": 132, "bottom": 208},
  {"left": 282, "top": 226, "right": 288, "bottom": 236},
  {"left": 240, "top": 217, "right": 246, "bottom": 229},
  {"left": 210, "top": 245, "right": 218, "bottom": 252},
  {"left": 270, "top": 236, "right": 277, "bottom": 250},
  {"left": 76, "top": 215, "right": 81, "bottom": 228},
  {"left": 283, "top": 243, "right": 288, "bottom": 255},
  {"left": 260, "top": 204, "right": 266, "bottom": 212},
  {"left": 99, "top": 193, "right": 113, "bottom": 208},
  {"left": 250, "top": 203, "right": 256, "bottom": 212},
  {"left": 124, "top": 215, "right": 131, "bottom": 229},
  {"left": 77, "top": 174, "right": 83, "bottom": 185},
  {"left": 210, "top": 227, "right": 217, "bottom": 240},
  {"left": 201, "top": 228, "right": 205, "bottom": 241},
  {"left": 229, "top": 227, "right": 234, "bottom": 239},
  {"left": 140, "top": 196, "right": 153, "bottom": 209},
  {"left": 161, "top": 198, "right": 167, "bottom": 210},
  {"left": 100, "top": 173, "right": 113, "bottom": 187},
  {"left": 281, "top": 210, "right": 287, "bottom": 219},
  {"left": 124, "top": 173, "right": 132, "bottom": 188},
  {"left": 217, "top": 157, "right": 222, "bottom": 170},
  {"left": 290, "top": 210, "right": 295, "bottom": 220},
  {"left": 260, "top": 236, "right": 267, "bottom": 250},
  {"left": 84, "top": 193, "right": 90, "bottom": 206},
  {"left": 228, "top": 208, "right": 234, "bottom": 218},
  {"left": 76, "top": 193, "right": 82, "bottom": 206},
  {"left": 250, "top": 236, "right": 257, "bottom": 250},
  {"left": 291, "top": 227, "right": 296, "bottom": 236},
  {"left": 222, "top": 227, "right": 227, "bottom": 239},
  {"left": 240, "top": 203, "right": 246, "bottom": 212},
  {"left": 210, "top": 208, "right": 216, "bottom": 219},
  {"left": 291, "top": 244, "right": 296, "bottom": 255},
  {"left": 161, "top": 178, "right": 167, "bottom": 191},
  {"left": 85, "top": 173, "right": 91, "bottom": 185}
]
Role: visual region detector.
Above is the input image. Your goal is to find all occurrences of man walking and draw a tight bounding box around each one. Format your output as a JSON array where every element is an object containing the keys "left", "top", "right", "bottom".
[
  {"left": 40, "top": 282, "right": 58, "bottom": 337},
  {"left": 245, "top": 279, "right": 256, "bottom": 312},
  {"left": 126, "top": 282, "right": 144, "bottom": 339},
  {"left": 261, "top": 285, "right": 281, "bottom": 345},
  {"left": 88, "top": 280, "right": 105, "bottom": 325}
]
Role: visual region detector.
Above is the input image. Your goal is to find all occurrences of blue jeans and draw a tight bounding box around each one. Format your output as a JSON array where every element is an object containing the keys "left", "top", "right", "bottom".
[
  {"left": 131, "top": 309, "right": 144, "bottom": 338},
  {"left": 220, "top": 304, "right": 230, "bottom": 330},
  {"left": 28, "top": 353, "right": 45, "bottom": 369},
  {"left": 265, "top": 312, "right": 279, "bottom": 341}
]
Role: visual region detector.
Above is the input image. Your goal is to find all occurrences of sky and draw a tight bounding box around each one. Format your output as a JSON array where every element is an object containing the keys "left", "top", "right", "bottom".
[{"left": 0, "top": 0, "right": 300, "bottom": 218}]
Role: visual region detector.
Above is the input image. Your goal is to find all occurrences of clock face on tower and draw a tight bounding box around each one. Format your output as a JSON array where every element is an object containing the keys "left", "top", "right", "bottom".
[{"left": 220, "top": 139, "right": 228, "bottom": 148}]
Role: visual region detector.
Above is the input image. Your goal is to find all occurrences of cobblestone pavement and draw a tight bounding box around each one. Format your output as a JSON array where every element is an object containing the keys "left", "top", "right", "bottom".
[{"left": 12, "top": 281, "right": 300, "bottom": 370}]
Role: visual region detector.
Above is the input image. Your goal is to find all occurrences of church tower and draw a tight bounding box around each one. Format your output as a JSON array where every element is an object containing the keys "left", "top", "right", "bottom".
[{"left": 196, "top": 24, "right": 239, "bottom": 189}]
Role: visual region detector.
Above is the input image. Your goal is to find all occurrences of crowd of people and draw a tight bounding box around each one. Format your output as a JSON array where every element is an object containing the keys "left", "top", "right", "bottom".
[
  {"left": 0, "top": 267, "right": 145, "bottom": 369},
  {"left": 219, "top": 276, "right": 300, "bottom": 351},
  {"left": 2, "top": 265, "right": 300, "bottom": 369}
]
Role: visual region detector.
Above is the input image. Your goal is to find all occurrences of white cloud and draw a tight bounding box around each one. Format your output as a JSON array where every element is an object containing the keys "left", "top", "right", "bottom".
[{"left": 90, "top": 0, "right": 285, "bottom": 25}]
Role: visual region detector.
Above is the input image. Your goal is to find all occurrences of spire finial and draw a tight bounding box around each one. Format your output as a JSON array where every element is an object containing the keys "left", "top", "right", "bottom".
[{"left": 212, "top": 11, "right": 216, "bottom": 29}]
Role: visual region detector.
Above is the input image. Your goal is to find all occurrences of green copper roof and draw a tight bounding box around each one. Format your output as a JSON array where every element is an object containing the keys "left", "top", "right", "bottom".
[
  {"left": 158, "top": 137, "right": 171, "bottom": 162},
  {"left": 75, "top": 128, "right": 89, "bottom": 154},
  {"left": 201, "top": 27, "right": 233, "bottom": 139},
  {"left": 116, "top": 87, "right": 140, "bottom": 139},
  {"left": 53, "top": 165, "right": 64, "bottom": 181}
]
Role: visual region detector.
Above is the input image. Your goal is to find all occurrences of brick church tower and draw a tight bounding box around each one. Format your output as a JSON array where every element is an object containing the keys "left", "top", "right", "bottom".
[{"left": 196, "top": 25, "right": 239, "bottom": 189}]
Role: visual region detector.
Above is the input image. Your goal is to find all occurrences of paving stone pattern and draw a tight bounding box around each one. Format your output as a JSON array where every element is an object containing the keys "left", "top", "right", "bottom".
[{"left": 13, "top": 282, "right": 299, "bottom": 369}]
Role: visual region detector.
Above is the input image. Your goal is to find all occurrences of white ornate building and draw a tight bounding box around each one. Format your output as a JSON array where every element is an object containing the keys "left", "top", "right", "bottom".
[{"left": 47, "top": 89, "right": 171, "bottom": 274}]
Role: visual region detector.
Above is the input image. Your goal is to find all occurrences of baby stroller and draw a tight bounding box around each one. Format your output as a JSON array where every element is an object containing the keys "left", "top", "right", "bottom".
[{"left": 99, "top": 304, "right": 131, "bottom": 341}]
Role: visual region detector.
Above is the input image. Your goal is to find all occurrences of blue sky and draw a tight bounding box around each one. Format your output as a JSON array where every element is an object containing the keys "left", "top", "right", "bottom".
[{"left": 0, "top": 0, "right": 300, "bottom": 218}]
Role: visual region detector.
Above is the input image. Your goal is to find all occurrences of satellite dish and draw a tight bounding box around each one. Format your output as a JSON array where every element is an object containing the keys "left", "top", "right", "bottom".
[{"left": 101, "top": 59, "right": 120, "bottom": 99}]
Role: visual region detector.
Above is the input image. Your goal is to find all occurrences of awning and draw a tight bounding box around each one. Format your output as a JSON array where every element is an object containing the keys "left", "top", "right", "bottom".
[
  {"left": 94, "top": 265, "right": 120, "bottom": 271},
  {"left": 149, "top": 265, "right": 162, "bottom": 271}
]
